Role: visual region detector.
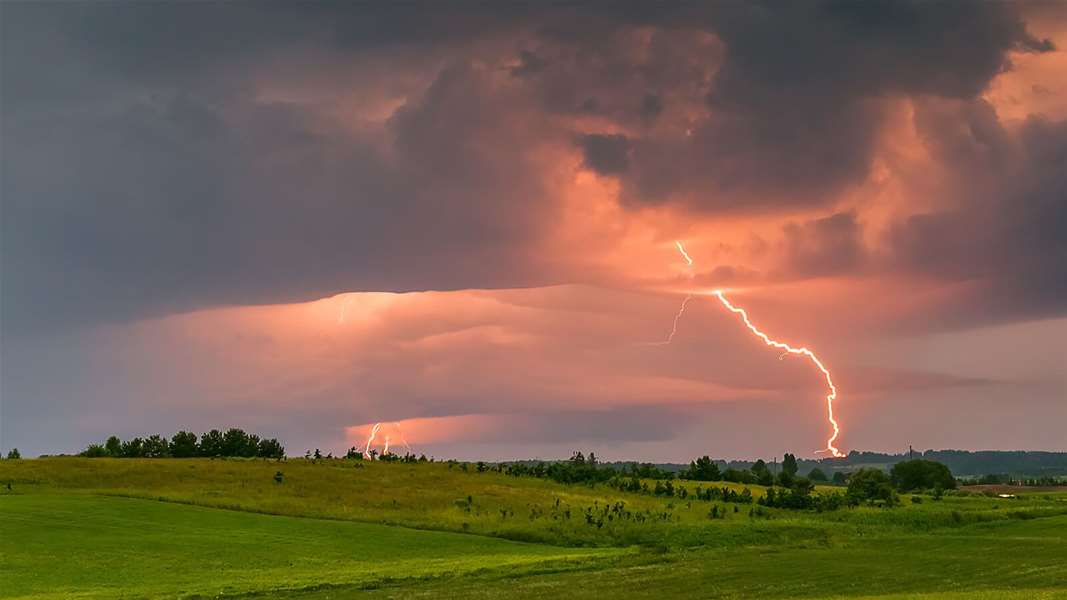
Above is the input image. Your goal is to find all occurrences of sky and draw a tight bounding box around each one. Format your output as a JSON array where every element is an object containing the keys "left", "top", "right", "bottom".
[{"left": 2, "top": 1, "right": 1065, "bottom": 460}]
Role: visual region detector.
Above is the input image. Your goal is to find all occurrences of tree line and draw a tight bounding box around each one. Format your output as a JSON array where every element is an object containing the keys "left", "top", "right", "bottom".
[
  {"left": 503, "top": 452, "right": 675, "bottom": 485},
  {"left": 499, "top": 451, "right": 960, "bottom": 512},
  {"left": 78, "top": 429, "right": 284, "bottom": 459}
]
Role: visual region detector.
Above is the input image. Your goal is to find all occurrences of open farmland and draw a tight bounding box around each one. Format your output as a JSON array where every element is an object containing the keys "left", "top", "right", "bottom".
[{"left": 2, "top": 457, "right": 1066, "bottom": 599}]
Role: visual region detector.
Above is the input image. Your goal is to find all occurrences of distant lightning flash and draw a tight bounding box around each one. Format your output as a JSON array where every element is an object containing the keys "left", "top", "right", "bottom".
[
  {"left": 650, "top": 242, "right": 695, "bottom": 345},
  {"left": 362, "top": 422, "right": 382, "bottom": 457},
  {"left": 712, "top": 290, "right": 844, "bottom": 457},
  {"left": 360, "top": 422, "right": 414, "bottom": 458},
  {"left": 668, "top": 241, "right": 844, "bottom": 457},
  {"left": 661, "top": 295, "right": 693, "bottom": 344},
  {"left": 675, "top": 241, "right": 693, "bottom": 266}
]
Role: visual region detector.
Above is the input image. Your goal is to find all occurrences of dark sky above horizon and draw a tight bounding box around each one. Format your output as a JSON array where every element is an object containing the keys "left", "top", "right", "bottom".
[{"left": 2, "top": 1, "right": 1065, "bottom": 460}]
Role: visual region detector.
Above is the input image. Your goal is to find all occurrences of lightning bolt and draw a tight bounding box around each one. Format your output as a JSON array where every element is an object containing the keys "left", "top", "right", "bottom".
[
  {"left": 363, "top": 422, "right": 382, "bottom": 458},
  {"left": 659, "top": 294, "right": 693, "bottom": 344},
  {"left": 666, "top": 241, "right": 844, "bottom": 457},
  {"left": 394, "top": 422, "right": 413, "bottom": 454},
  {"left": 649, "top": 242, "right": 695, "bottom": 345},
  {"left": 712, "top": 290, "right": 844, "bottom": 458},
  {"left": 675, "top": 240, "right": 694, "bottom": 266}
]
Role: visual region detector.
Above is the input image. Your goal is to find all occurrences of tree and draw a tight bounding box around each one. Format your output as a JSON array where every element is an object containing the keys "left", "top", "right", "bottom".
[
  {"left": 221, "top": 428, "right": 251, "bottom": 457},
  {"left": 680, "top": 456, "right": 722, "bottom": 481},
  {"left": 807, "top": 468, "right": 828, "bottom": 482},
  {"left": 105, "top": 436, "right": 122, "bottom": 457},
  {"left": 846, "top": 468, "right": 898, "bottom": 506},
  {"left": 6, "top": 448, "right": 21, "bottom": 459},
  {"left": 121, "top": 437, "right": 145, "bottom": 458},
  {"left": 257, "top": 438, "right": 285, "bottom": 459},
  {"left": 832, "top": 471, "right": 848, "bottom": 485},
  {"left": 143, "top": 435, "right": 170, "bottom": 458},
  {"left": 199, "top": 430, "right": 224, "bottom": 457},
  {"left": 752, "top": 460, "right": 774, "bottom": 487},
  {"left": 890, "top": 460, "right": 956, "bottom": 492},
  {"left": 169, "top": 431, "right": 199, "bottom": 458},
  {"left": 782, "top": 453, "right": 798, "bottom": 477}
]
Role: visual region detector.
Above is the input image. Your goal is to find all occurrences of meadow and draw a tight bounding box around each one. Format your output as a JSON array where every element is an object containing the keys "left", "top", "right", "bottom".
[{"left": 2, "top": 457, "right": 1066, "bottom": 599}]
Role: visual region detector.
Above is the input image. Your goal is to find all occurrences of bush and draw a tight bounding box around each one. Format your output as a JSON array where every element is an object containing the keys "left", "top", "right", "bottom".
[
  {"left": 80, "top": 444, "right": 109, "bottom": 457},
  {"left": 847, "top": 468, "right": 898, "bottom": 506},
  {"left": 679, "top": 456, "right": 722, "bottom": 481}
]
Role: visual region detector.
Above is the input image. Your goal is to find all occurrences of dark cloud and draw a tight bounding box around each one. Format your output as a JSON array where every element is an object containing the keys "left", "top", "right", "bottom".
[
  {"left": 510, "top": 50, "right": 548, "bottom": 78},
  {"left": 579, "top": 134, "right": 631, "bottom": 175},
  {"left": 2, "top": 58, "right": 560, "bottom": 334},
  {"left": 640, "top": 93, "right": 664, "bottom": 121},
  {"left": 1, "top": 0, "right": 1062, "bottom": 337},
  {"left": 618, "top": 1, "right": 1055, "bottom": 208},
  {"left": 779, "top": 212, "right": 867, "bottom": 279},
  {"left": 884, "top": 111, "right": 1067, "bottom": 326}
]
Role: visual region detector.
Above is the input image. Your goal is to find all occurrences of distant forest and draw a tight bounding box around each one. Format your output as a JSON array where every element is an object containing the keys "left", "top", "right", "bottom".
[{"left": 598, "top": 450, "right": 1067, "bottom": 478}]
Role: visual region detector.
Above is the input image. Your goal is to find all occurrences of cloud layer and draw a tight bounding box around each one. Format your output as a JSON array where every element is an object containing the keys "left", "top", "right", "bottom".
[{"left": 2, "top": 2, "right": 1065, "bottom": 457}]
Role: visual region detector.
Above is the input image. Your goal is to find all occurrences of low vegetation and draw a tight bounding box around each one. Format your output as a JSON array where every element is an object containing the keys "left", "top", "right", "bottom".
[{"left": 2, "top": 451, "right": 1066, "bottom": 598}]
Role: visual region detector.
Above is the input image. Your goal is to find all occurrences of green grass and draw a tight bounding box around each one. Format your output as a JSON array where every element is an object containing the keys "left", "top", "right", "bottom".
[
  {"left": 296, "top": 517, "right": 1067, "bottom": 599},
  {"left": 2, "top": 458, "right": 1066, "bottom": 599},
  {"left": 0, "top": 494, "right": 622, "bottom": 600},
  {"left": 5, "top": 458, "right": 1062, "bottom": 549}
]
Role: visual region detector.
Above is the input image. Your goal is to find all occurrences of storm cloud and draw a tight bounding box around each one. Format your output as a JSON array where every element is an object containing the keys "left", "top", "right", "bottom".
[{"left": 2, "top": 1, "right": 1066, "bottom": 458}]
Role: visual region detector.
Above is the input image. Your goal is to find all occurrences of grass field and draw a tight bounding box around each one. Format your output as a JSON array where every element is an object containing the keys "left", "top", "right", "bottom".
[{"left": 2, "top": 458, "right": 1066, "bottom": 599}]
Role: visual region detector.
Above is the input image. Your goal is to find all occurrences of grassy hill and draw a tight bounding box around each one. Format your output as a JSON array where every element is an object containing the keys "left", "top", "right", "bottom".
[
  {"left": 2, "top": 457, "right": 1066, "bottom": 598},
  {"left": 1, "top": 494, "right": 621, "bottom": 599}
]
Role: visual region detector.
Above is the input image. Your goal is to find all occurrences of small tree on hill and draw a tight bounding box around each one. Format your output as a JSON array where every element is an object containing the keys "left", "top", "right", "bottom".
[
  {"left": 257, "top": 438, "right": 285, "bottom": 459},
  {"left": 221, "top": 428, "right": 251, "bottom": 457},
  {"left": 169, "top": 431, "right": 199, "bottom": 458},
  {"left": 5, "top": 449, "right": 20, "bottom": 460},
  {"left": 752, "top": 460, "right": 774, "bottom": 487},
  {"left": 199, "top": 430, "right": 224, "bottom": 457},
  {"left": 143, "top": 435, "right": 170, "bottom": 458},
  {"left": 782, "top": 453, "right": 798, "bottom": 477},
  {"left": 105, "top": 436, "right": 122, "bottom": 456},
  {"left": 81, "top": 444, "right": 109, "bottom": 457},
  {"left": 121, "top": 437, "right": 145, "bottom": 458},
  {"left": 680, "top": 456, "right": 722, "bottom": 481}
]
